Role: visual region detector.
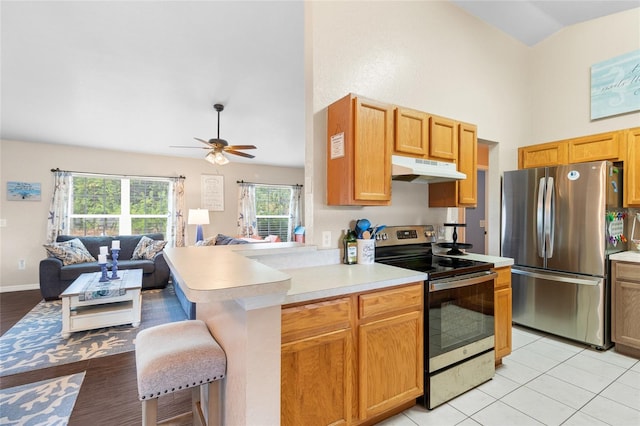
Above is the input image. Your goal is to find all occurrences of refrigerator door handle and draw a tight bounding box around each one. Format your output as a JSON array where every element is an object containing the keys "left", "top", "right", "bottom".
[
  {"left": 512, "top": 268, "right": 600, "bottom": 286},
  {"left": 537, "top": 177, "right": 545, "bottom": 258},
  {"left": 545, "top": 177, "right": 555, "bottom": 258}
]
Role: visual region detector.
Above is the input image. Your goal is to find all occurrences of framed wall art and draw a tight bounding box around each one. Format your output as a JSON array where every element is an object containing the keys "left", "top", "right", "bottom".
[
  {"left": 591, "top": 49, "right": 640, "bottom": 120},
  {"left": 7, "top": 181, "right": 41, "bottom": 201}
]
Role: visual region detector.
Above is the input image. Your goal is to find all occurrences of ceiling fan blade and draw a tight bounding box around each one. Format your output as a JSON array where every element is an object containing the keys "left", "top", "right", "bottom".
[
  {"left": 194, "top": 137, "right": 213, "bottom": 146},
  {"left": 170, "top": 145, "right": 209, "bottom": 149},
  {"left": 226, "top": 150, "right": 255, "bottom": 159},
  {"left": 226, "top": 145, "right": 257, "bottom": 150}
]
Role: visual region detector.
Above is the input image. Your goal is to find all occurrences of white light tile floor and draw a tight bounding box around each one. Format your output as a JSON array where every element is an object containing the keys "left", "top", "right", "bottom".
[{"left": 378, "top": 326, "right": 640, "bottom": 426}]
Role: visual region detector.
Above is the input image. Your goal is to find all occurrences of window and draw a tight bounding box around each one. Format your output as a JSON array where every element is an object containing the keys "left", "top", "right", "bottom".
[
  {"left": 255, "top": 185, "right": 294, "bottom": 241},
  {"left": 69, "top": 174, "right": 171, "bottom": 236}
]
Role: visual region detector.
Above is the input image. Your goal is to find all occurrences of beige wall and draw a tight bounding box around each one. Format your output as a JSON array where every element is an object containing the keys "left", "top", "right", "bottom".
[{"left": 0, "top": 140, "right": 303, "bottom": 291}]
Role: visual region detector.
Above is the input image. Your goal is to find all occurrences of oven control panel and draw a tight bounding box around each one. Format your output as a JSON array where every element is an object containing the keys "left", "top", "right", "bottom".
[{"left": 376, "top": 225, "right": 436, "bottom": 247}]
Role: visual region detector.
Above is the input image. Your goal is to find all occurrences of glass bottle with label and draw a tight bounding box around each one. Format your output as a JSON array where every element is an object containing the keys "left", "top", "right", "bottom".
[{"left": 343, "top": 229, "right": 358, "bottom": 264}]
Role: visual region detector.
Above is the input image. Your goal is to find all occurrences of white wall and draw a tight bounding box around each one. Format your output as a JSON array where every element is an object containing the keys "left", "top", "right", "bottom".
[
  {"left": 306, "top": 0, "right": 530, "bottom": 254},
  {"left": 529, "top": 8, "right": 640, "bottom": 142},
  {"left": 0, "top": 140, "right": 303, "bottom": 291},
  {"left": 305, "top": 2, "right": 640, "bottom": 256}
]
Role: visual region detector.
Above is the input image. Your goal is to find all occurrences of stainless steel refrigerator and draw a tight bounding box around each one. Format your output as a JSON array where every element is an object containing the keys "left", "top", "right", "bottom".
[{"left": 501, "top": 161, "right": 625, "bottom": 349}]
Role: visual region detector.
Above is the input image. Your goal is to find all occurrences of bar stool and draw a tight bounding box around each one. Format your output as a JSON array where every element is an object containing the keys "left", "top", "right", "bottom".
[{"left": 135, "top": 320, "right": 226, "bottom": 425}]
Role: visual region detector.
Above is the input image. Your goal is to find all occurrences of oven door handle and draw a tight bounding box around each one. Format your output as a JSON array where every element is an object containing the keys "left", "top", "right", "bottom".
[{"left": 429, "top": 271, "right": 498, "bottom": 292}]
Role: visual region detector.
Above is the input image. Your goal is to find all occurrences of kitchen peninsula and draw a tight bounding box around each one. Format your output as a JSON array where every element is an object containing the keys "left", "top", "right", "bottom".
[{"left": 163, "top": 243, "right": 428, "bottom": 425}]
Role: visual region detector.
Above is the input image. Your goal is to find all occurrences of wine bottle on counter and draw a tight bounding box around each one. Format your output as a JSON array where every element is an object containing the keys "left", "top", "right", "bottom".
[{"left": 343, "top": 229, "right": 357, "bottom": 265}]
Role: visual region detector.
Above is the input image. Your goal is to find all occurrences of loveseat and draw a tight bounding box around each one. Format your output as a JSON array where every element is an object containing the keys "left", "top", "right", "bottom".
[{"left": 39, "top": 233, "right": 170, "bottom": 300}]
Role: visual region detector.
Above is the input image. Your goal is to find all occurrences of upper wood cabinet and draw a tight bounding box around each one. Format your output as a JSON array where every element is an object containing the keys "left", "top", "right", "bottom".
[
  {"left": 567, "top": 130, "right": 624, "bottom": 163},
  {"left": 327, "top": 94, "right": 393, "bottom": 206},
  {"left": 429, "top": 114, "right": 458, "bottom": 161},
  {"left": 519, "top": 127, "right": 639, "bottom": 207},
  {"left": 518, "top": 141, "right": 568, "bottom": 169},
  {"left": 625, "top": 127, "right": 640, "bottom": 207},
  {"left": 428, "top": 122, "right": 478, "bottom": 207},
  {"left": 394, "top": 107, "right": 428, "bottom": 156}
]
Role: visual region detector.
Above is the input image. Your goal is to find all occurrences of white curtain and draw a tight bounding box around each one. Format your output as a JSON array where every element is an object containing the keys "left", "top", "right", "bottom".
[
  {"left": 237, "top": 183, "right": 257, "bottom": 237},
  {"left": 46, "top": 170, "right": 71, "bottom": 243},
  {"left": 289, "top": 185, "right": 303, "bottom": 241},
  {"left": 170, "top": 177, "right": 186, "bottom": 247}
]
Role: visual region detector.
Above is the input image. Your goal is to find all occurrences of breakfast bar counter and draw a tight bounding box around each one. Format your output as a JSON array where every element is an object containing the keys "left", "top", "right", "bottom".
[{"left": 163, "top": 244, "right": 425, "bottom": 425}]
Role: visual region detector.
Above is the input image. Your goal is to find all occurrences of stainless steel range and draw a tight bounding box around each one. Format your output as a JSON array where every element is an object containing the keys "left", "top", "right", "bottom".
[{"left": 375, "top": 225, "right": 497, "bottom": 409}]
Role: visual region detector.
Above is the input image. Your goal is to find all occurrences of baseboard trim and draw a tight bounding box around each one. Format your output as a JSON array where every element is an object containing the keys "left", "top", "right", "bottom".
[{"left": 0, "top": 283, "right": 40, "bottom": 293}]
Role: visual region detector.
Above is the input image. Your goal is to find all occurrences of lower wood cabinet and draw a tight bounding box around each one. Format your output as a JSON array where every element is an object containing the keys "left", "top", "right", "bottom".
[
  {"left": 493, "top": 266, "right": 512, "bottom": 364},
  {"left": 612, "top": 261, "right": 640, "bottom": 358},
  {"left": 281, "top": 283, "right": 423, "bottom": 426}
]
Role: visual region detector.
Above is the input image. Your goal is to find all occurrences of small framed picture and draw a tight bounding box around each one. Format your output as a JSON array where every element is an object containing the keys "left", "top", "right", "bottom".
[{"left": 7, "top": 181, "right": 41, "bottom": 201}]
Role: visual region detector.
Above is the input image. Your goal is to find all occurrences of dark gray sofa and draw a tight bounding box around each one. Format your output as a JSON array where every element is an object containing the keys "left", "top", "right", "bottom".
[{"left": 39, "top": 233, "right": 170, "bottom": 300}]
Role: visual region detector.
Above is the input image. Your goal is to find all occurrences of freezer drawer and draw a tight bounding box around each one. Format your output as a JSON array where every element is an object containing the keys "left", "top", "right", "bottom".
[{"left": 511, "top": 267, "right": 610, "bottom": 349}]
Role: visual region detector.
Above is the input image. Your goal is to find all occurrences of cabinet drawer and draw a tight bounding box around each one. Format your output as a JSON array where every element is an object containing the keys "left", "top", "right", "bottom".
[
  {"left": 282, "top": 297, "right": 352, "bottom": 343},
  {"left": 359, "top": 283, "right": 422, "bottom": 320},
  {"left": 493, "top": 267, "right": 512, "bottom": 290},
  {"left": 615, "top": 262, "right": 640, "bottom": 282}
]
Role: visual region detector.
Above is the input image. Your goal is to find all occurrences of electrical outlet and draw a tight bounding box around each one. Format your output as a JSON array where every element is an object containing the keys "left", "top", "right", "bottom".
[
  {"left": 322, "top": 231, "right": 332, "bottom": 248},
  {"left": 18, "top": 259, "right": 26, "bottom": 270}
]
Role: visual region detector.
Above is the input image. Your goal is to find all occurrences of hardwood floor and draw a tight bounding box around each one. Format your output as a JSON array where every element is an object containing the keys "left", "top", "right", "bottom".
[{"left": 0, "top": 290, "right": 192, "bottom": 425}]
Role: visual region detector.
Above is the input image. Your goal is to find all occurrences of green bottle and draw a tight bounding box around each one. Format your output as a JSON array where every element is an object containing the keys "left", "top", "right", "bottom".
[{"left": 343, "top": 229, "right": 358, "bottom": 264}]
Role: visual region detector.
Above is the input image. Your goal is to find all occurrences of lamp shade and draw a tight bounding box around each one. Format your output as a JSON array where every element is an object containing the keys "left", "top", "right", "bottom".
[{"left": 188, "top": 209, "right": 210, "bottom": 225}]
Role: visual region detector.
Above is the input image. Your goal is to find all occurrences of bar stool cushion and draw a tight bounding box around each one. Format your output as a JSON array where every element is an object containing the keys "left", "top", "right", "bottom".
[{"left": 135, "top": 320, "right": 226, "bottom": 400}]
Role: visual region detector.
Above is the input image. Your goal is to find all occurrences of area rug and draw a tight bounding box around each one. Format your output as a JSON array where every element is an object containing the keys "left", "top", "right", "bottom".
[
  {"left": 0, "top": 285, "right": 186, "bottom": 377},
  {"left": 0, "top": 372, "right": 85, "bottom": 425}
]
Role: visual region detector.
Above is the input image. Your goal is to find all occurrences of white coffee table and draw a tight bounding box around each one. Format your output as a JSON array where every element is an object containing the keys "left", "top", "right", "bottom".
[{"left": 60, "top": 269, "right": 143, "bottom": 338}]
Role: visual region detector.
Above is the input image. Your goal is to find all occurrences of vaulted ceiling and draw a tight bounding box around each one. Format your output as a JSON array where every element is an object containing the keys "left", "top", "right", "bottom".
[{"left": 2, "top": 1, "right": 637, "bottom": 167}]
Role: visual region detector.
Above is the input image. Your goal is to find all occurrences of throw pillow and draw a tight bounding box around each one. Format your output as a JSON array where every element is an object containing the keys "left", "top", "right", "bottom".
[
  {"left": 195, "top": 236, "right": 217, "bottom": 246},
  {"left": 132, "top": 236, "right": 167, "bottom": 260},
  {"left": 43, "top": 238, "right": 96, "bottom": 266}
]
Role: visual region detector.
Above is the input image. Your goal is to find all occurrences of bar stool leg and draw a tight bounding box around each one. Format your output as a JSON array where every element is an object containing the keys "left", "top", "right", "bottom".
[
  {"left": 142, "top": 398, "right": 158, "bottom": 426},
  {"left": 206, "top": 381, "right": 221, "bottom": 426}
]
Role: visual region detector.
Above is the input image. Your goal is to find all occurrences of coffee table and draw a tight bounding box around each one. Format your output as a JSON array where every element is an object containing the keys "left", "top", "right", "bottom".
[{"left": 60, "top": 268, "right": 143, "bottom": 338}]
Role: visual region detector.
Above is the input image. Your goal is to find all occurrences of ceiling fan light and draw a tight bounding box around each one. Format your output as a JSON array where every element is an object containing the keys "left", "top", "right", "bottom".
[
  {"left": 214, "top": 151, "right": 230, "bottom": 165},
  {"left": 205, "top": 152, "right": 217, "bottom": 165}
]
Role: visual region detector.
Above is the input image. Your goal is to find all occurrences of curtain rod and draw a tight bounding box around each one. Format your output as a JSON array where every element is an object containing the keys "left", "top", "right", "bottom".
[
  {"left": 237, "top": 179, "right": 302, "bottom": 188},
  {"left": 51, "top": 168, "right": 185, "bottom": 180}
]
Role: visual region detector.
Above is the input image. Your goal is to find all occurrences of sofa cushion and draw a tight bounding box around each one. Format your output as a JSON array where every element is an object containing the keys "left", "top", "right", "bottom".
[
  {"left": 59, "top": 260, "right": 156, "bottom": 280},
  {"left": 132, "top": 236, "right": 167, "bottom": 260},
  {"left": 43, "top": 238, "right": 96, "bottom": 266},
  {"left": 215, "top": 234, "right": 249, "bottom": 245}
]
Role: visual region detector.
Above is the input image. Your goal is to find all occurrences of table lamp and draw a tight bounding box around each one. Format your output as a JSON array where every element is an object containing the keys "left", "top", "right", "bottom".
[{"left": 188, "top": 208, "right": 210, "bottom": 243}]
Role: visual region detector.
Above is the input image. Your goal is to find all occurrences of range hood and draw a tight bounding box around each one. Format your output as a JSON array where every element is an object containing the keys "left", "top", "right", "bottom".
[{"left": 391, "top": 155, "right": 466, "bottom": 183}]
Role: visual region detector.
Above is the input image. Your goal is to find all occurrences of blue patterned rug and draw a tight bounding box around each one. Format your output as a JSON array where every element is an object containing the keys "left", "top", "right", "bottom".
[
  {"left": 0, "top": 285, "right": 186, "bottom": 377},
  {"left": 0, "top": 372, "right": 85, "bottom": 425}
]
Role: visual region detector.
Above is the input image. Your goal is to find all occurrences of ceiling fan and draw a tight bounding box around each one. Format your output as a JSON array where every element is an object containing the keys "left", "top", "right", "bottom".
[{"left": 171, "top": 103, "right": 257, "bottom": 165}]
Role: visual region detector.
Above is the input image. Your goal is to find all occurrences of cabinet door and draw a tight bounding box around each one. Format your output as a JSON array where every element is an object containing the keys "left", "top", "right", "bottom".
[
  {"left": 567, "top": 131, "right": 622, "bottom": 163},
  {"left": 429, "top": 115, "right": 457, "bottom": 161},
  {"left": 612, "top": 262, "right": 640, "bottom": 349},
  {"left": 282, "top": 329, "right": 353, "bottom": 426},
  {"left": 358, "top": 311, "right": 423, "bottom": 420},
  {"left": 518, "top": 142, "right": 568, "bottom": 169},
  {"left": 625, "top": 127, "right": 640, "bottom": 207},
  {"left": 353, "top": 98, "right": 393, "bottom": 202},
  {"left": 394, "top": 107, "right": 428, "bottom": 156},
  {"left": 457, "top": 122, "right": 478, "bottom": 206},
  {"left": 493, "top": 267, "right": 512, "bottom": 363}
]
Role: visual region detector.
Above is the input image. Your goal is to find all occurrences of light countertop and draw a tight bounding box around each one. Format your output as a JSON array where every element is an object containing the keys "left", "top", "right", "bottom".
[
  {"left": 281, "top": 263, "right": 427, "bottom": 305},
  {"left": 438, "top": 252, "right": 514, "bottom": 268},
  {"left": 609, "top": 251, "right": 640, "bottom": 263}
]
